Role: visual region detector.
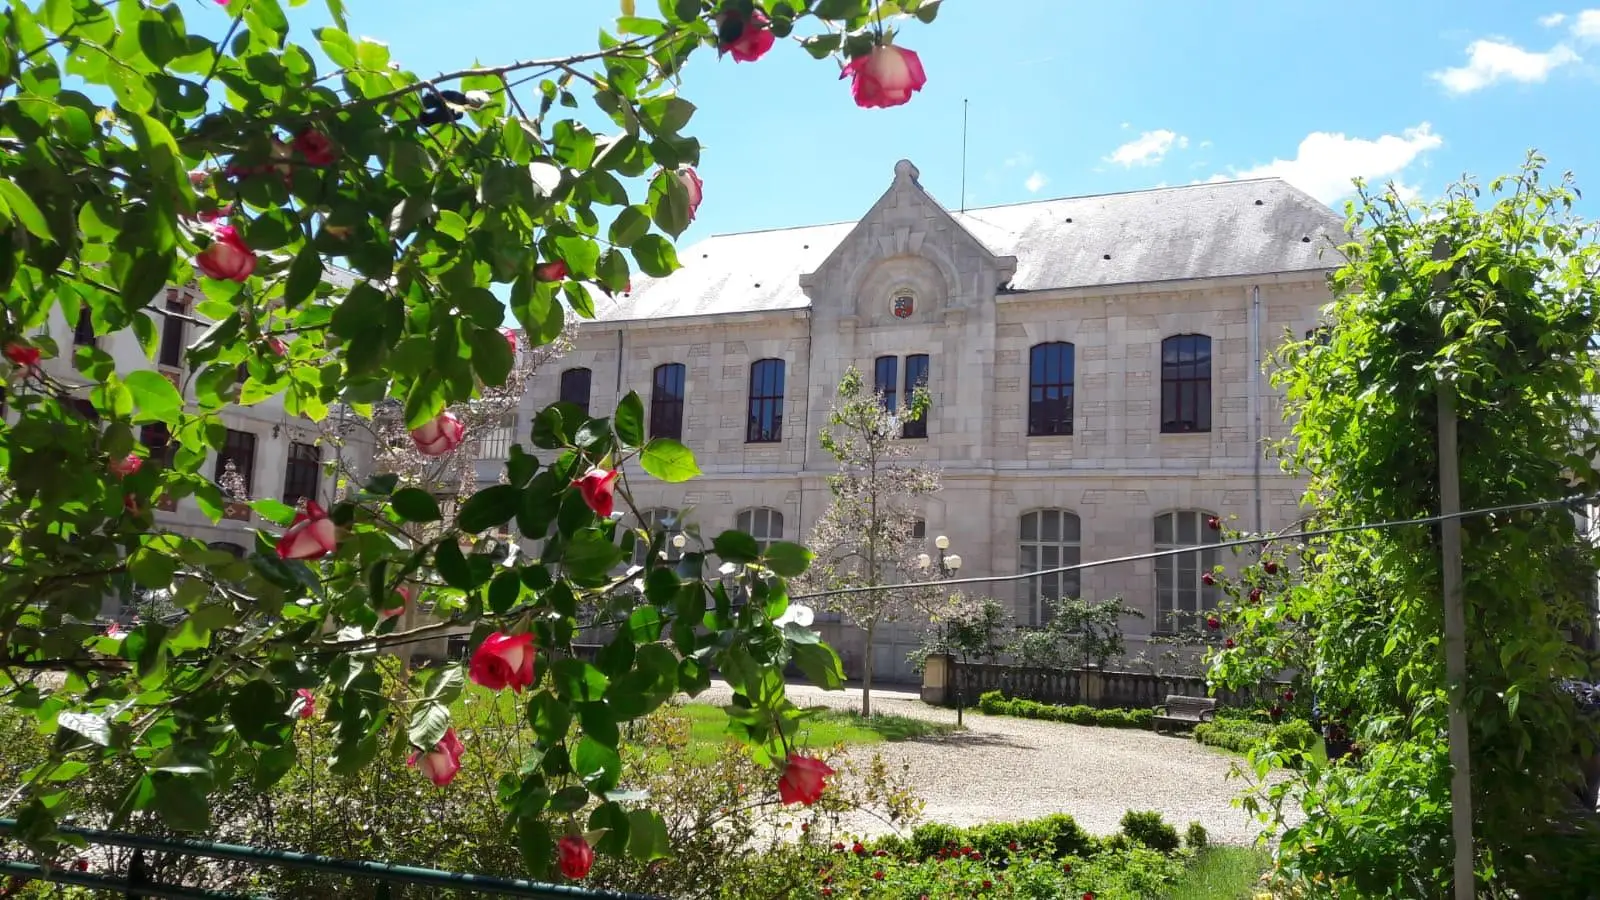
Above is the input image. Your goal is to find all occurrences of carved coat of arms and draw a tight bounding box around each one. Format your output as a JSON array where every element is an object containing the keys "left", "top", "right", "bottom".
[{"left": 892, "top": 293, "right": 914, "bottom": 318}]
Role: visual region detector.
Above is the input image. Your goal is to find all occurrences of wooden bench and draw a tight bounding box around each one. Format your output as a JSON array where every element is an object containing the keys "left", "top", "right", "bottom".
[{"left": 1152, "top": 695, "right": 1217, "bottom": 733}]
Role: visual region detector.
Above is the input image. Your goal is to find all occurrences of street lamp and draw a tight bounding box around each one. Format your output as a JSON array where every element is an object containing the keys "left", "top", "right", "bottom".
[{"left": 920, "top": 536, "right": 966, "bottom": 723}]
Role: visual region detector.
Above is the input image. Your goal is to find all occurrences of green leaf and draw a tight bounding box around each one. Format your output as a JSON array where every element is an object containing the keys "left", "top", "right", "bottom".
[
  {"left": 563, "top": 530, "right": 626, "bottom": 583},
  {"left": 488, "top": 569, "right": 522, "bottom": 613},
  {"left": 762, "top": 541, "right": 815, "bottom": 577},
  {"left": 639, "top": 438, "right": 700, "bottom": 483},
  {"left": 793, "top": 642, "right": 845, "bottom": 691},
  {"left": 614, "top": 391, "right": 646, "bottom": 447},
  {"left": 330, "top": 283, "right": 388, "bottom": 340},
  {"left": 572, "top": 736, "right": 621, "bottom": 794},
  {"left": 516, "top": 819, "right": 553, "bottom": 879},
  {"left": 712, "top": 530, "right": 761, "bottom": 563},
  {"left": 57, "top": 712, "right": 110, "bottom": 747},
  {"left": 315, "top": 26, "right": 357, "bottom": 67},
  {"left": 630, "top": 234, "right": 679, "bottom": 278},
  {"left": 151, "top": 774, "right": 211, "bottom": 832},
  {"left": 608, "top": 206, "right": 651, "bottom": 246},
  {"left": 283, "top": 245, "right": 323, "bottom": 310},
  {"left": 229, "top": 680, "right": 284, "bottom": 745},
  {"left": 0, "top": 180, "right": 53, "bottom": 241},
  {"left": 458, "top": 484, "right": 521, "bottom": 533},
  {"left": 408, "top": 702, "right": 450, "bottom": 749},
  {"left": 125, "top": 370, "right": 184, "bottom": 422},
  {"left": 626, "top": 809, "right": 671, "bottom": 862},
  {"left": 527, "top": 691, "right": 572, "bottom": 745},
  {"left": 588, "top": 800, "right": 631, "bottom": 855},
  {"left": 552, "top": 659, "right": 611, "bottom": 702},
  {"left": 434, "top": 540, "right": 473, "bottom": 591},
  {"left": 391, "top": 488, "right": 442, "bottom": 523},
  {"left": 469, "top": 326, "right": 514, "bottom": 387},
  {"left": 129, "top": 546, "right": 179, "bottom": 588}
]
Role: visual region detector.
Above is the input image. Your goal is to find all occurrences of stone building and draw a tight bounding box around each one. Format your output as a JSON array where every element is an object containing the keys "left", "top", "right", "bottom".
[{"left": 525, "top": 160, "right": 1345, "bottom": 683}]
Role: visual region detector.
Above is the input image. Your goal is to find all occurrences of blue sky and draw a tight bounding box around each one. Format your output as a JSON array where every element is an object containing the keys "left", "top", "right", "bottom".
[{"left": 281, "top": 0, "right": 1599, "bottom": 241}]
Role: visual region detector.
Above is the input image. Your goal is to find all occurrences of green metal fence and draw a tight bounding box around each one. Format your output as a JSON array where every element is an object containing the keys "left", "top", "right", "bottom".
[{"left": 0, "top": 818, "right": 658, "bottom": 899}]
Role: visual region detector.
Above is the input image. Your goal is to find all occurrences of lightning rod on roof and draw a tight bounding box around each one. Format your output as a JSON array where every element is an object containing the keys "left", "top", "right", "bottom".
[{"left": 960, "top": 98, "right": 969, "bottom": 214}]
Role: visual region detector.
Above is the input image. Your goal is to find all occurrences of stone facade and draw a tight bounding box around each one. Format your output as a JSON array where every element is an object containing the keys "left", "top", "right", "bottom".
[{"left": 525, "top": 161, "right": 1342, "bottom": 683}]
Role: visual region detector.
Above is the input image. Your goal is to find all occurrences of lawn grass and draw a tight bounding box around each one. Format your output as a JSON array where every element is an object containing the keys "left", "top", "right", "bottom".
[
  {"left": 1166, "top": 846, "right": 1272, "bottom": 900},
  {"left": 667, "top": 703, "right": 956, "bottom": 762}
]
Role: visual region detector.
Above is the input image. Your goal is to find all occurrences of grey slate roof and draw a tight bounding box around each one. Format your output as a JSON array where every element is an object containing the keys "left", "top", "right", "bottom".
[{"left": 590, "top": 177, "right": 1347, "bottom": 323}]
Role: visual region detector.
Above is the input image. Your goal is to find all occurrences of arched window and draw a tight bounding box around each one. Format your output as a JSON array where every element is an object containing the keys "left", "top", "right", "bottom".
[
  {"left": 1154, "top": 510, "right": 1222, "bottom": 631},
  {"left": 1028, "top": 342, "right": 1074, "bottom": 436},
  {"left": 1018, "top": 509, "right": 1081, "bottom": 625},
  {"left": 649, "top": 363, "right": 686, "bottom": 440},
  {"left": 736, "top": 507, "right": 784, "bottom": 554},
  {"left": 632, "top": 508, "right": 684, "bottom": 566},
  {"left": 747, "top": 359, "right": 785, "bottom": 443},
  {"left": 1160, "top": 335, "right": 1211, "bottom": 433},
  {"left": 559, "top": 367, "right": 592, "bottom": 415}
]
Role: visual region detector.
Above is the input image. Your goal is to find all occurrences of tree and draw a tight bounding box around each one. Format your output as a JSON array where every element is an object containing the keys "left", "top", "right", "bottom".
[
  {"left": 0, "top": 0, "right": 945, "bottom": 876},
  {"left": 909, "top": 594, "right": 1009, "bottom": 672},
  {"left": 799, "top": 366, "right": 938, "bottom": 716},
  {"left": 1209, "top": 157, "right": 1600, "bottom": 898},
  {"left": 1008, "top": 597, "right": 1142, "bottom": 670}
]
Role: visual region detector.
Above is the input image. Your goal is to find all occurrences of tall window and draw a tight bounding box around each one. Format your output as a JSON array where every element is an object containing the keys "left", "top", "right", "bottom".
[
  {"left": 632, "top": 508, "right": 684, "bottom": 566},
  {"left": 476, "top": 415, "right": 515, "bottom": 460},
  {"left": 1154, "top": 511, "right": 1222, "bottom": 631},
  {"left": 73, "top": 307, "right": 96, "bottom": 346},
  {"left": 215, "top": 429, "right": 257, "bottom": 498},
  {"left": 1018, "top": 509, "right": 1081, "bottom": 625},
  {"left": 158, "top": 289, "right": 187, "bottom": 369},
  {"left": 558, "top": 367, "right": 592, "bottom": 415},
  {"left": 902, "top": 353, "right": 930, "bottom": 439},
  {"left": 873, "top": 355, "right": 898, "bottom": 413},
  {"left": 736, "top": 508, "right": 784, "bottom": 553},
  {"left": 649, "top": 363, "right": 686, "bottom": 440},
  {"left": 1028, "top": 342, "right": 1075, "bottom": 436},
  {"left": 1160, "top": 334, "right": 1212, "bottom": 433},
  {"left": 141, "top": 423, "right": 174, "bottom": 467},
  {"left": 282, "top": 442, "right": 321, "bottom": 507},
  {"left": 747, "top": 359, "right": 785, "bottom": 443}
]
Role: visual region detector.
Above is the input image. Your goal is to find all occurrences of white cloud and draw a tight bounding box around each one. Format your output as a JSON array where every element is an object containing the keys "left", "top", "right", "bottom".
[
  {"left": 1540, "top": 12, "right": 1567, "bottom": 26},
  {"left": 1574, "top": 9, "right": 1600, "bottom": 40},
  {"left": 1431, "top": 38, "right": 1580, "bottom": 93},
  {"left": 1210, "top": 123, "right": 1444, "bottom": 203},
  {"left": 1003, "top": 151, "right": 1033, "bottom": 169},
  {"left": 1024, "top": 171, "right": 1049, "bottom": 193},
  {"left": 1198, "top": 139, "right": 1213, "bottom": 149},
  {"left": 1106, "top": 130, "right": 1189, "bottom": 167}
]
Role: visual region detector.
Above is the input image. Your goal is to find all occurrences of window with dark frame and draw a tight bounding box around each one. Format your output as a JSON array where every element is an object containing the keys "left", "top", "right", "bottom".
[
  {"left": 1154, "top": 510, "right": 1222, "bottom": 631},
  {"left": 747, "top": 358, "right": 785, "bottom": 443},
  {"left": 67, "top": 397, "right": 100, "bottom": 423},
  {"left": 1160, "top": 334, "right": 1212, "bottom": 433},
  {"left": 214, "top": 428, "right": 257, "bottom": 499},
  {"left": 282, "top": 441, "right": 321, "bottom": 508},
  {"left": 1027, "top": 342, "right": 1075, "bottom": 436},
  {"left": 158, "top": 289, "right": 187, "bottom": 369},
  {"left": 73, "top": 307, "right": 96, "bottom": 346},
  {"left": 649, "top": 362, "right": 686, "bottom": 440},
  {"left": 873, "top": 355, "right": 898, "bottom": 413},
  {"left": 902, "top": 353, "right": 929, "bottom": 438},
  {"left": 558, "top": 367, "right": 592, "bottom": 415},
  {"left": 140, "top": 423, "right": 174, "bottom": 467}
]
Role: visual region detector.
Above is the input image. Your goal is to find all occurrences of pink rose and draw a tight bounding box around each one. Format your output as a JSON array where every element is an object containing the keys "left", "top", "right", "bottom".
[
  {"left": 501, "top": 328, "right": 519, "bottom": 353},
  {"left": 268, "top": 337, "right": 288, "bottom": 356},
  {"left": 188, "top": 169, "right": 211, "bottom": 187},
  {"left": 408, "top": 727, "right": 464, "bottom": 787},
  {"left": 777, "top": 753, "right": 835, "bottom": 805},
  {"left": 379, "top": 585, "right": 411, "bottom": 620},
  {"left": 409, "top": 411, "right": 466, "bottom": 457},
  {"left": 535, "top": 260, "right": 569, "bottom": 282},
  {"left": 672, "top": 167, "right": 703, "bottom": 221},
  {"left": 718, "top": 9, "right": 774, "bottom": 63},
  {"left": 842, "top": 45, "right": 927, "bottom": 109},
  {"left": 276, "top": 500, "right": 338, "bottom": 561},
  {"left": 123, "top": 494, "right": 142, "bottom": 516},
  {"left": 571, "top": 468, "right": 619, "bottom": 519},
  {"left": 109, "top": 455, "right": 142, "bottom": 477},
  {"left": 104, "top": 622, "right": 124, "bottom": 638},
  {"left": 4, "top": 342, "right": 40, "bottom": 367},
  {"left": 292, "top": 128, "right": 337, "bottom": 166},
  {"left": 294, "top": 688, "right": 316, "bottom": 720},
  {"left": 468, "top": 631, "right": 536, "bottom": 692},
  {"left": 196, "top": 202, "right": 234, "bottom": 224},
  {"left": 557, "top": 835, "right": 594, "bottom": 880},
  {"left": 194, "top": 225, "right": 257, "bottom": 282}
]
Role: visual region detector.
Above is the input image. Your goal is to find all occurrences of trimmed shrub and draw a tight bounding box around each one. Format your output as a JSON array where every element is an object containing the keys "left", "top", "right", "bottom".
[
  {"left": 896, "top": 813, "right": 1098, "bottom": 862},
  {"left": 1194, "top": 715, "right": 1318, "bottom": 767},
  {"left": 1118, "top": 810, "right": 1180, "bottom": 853},
  {"left": 977, "top": 691, "right": 1154, "bottom": 729},
  {"left": 1184, "top": 821, "right": 1209, "bottom": 850}
]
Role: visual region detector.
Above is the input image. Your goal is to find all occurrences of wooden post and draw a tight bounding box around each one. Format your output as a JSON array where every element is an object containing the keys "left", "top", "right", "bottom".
[{"left": 1433, "top": 236, "right": 1476, "bottom": 899}]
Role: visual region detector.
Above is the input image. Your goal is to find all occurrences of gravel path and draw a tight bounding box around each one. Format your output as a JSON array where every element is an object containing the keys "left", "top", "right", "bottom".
[{"left": 693, "top": 681, "right": 1291, "bottom": 845}]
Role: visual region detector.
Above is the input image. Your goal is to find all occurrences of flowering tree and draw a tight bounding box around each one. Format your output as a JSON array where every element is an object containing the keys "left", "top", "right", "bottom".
[
  {"left": 0, "top": 0, "right": 942, "bottom": 879},
  {"left": 799, "top": 367, "right": 939, "bottom": 715}
]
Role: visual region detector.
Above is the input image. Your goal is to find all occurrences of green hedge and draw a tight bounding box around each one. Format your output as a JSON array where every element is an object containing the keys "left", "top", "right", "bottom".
[
  {"left": 1194, "top": 716, "right": 1317, "bottom": 765},
  {"left": 870, "top": 812, "right": 1100, "bottom": 862},
  {"left": 977, "top": 691, "right": 1154, "bottom": 728}
]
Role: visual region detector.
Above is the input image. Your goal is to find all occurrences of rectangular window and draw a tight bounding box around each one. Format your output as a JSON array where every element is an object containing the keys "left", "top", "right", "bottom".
[
  {"left": 282, "top": 441, "right": 321, "bottom": 507},
  {"left": 215, "top": 428, "right": 257, "bottom": 498},
  {"left": 558, "top": 367, "right": 592, "bottom": 415},
  {"left": 1027, "top": 342, "right": 1075, "bottom": 436},
  {"left": 73, "top": 307, "right": 96, "bottom": 346},
  {"left": 649, "top": 363, "right": 686, "bottom": 440},
  {"left": 476, "top": 416, "right": 515, "bottom": 460},
  {"left": 747, "top": 359, "right": 785, "bottom": 443},
  {"left": 158, "top": 289, "right": 186, "bottom": 369},
  {"left": 1160, "top": 334, "right": 1212, "bottom": 433},
  {"left": 141, "top": 423, "right": 175, "bottom": 467},
  {"left": 873, "top": 355, "right": 898, "bottom": 413},
  {"left": 1153, "top": 510, "right": 1222, "bottom": 631},
  {"left": 902, "top": 353, "right": 929, "bottom": 439}
]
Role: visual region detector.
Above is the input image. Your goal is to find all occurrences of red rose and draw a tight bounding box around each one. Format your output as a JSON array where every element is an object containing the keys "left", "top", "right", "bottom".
[
  {"left": 407, "top": 727, "right": 464, "bottom": 787},
  {"left": 1206, "top": 616, "right": 1220, "bottom": 630},
  {"left": 872, "top": 870, "right": 884, "bottom": 881},
  {"left": 718, "top": 9, "right": 774, "bottom": 62},
  {"left": 1224, "top": 638, "right": 1235, "bottom": 649},
  {"left": 821, "top": 890, "right": 833, "bottom": 897},
  {"left": 268, "top": 337, "right": 288, "bottom": 357},
  {"left": 571, "top": 468, "right": 620, "bottom": 518},
  {"left": 1084, "top": 893, "right": 1096, "bottom": 900},
  {"left": 379, "top": 585, "right": 411, "bottom": 620},
  {"left": 1249, "top": 588, "right": 1262, "bottom": 604},
  {"left": 982, "top": 881, "right": 993, "bottom": 890},
  {"left": 535, "top": 260, "right": 569, "bottom": 282},
  {"left": 832, "top": 842, "right": 845, "bottom": 852},
  {"left": 1283, "top": 689, "right": 1296, "bottom": 703},
  {"left": 842, "top": 45, "right": 927, "bottom": 109},
  {"left": 1008, "top": 841, "right": 1018, "bottom": 851},
  {"left": 873, "top": 849, "right": 887, "bottom": 858},
  {"left": 1206, "top": 515, "right": 1221, "bottom": 530},
  {"left": 409, "top": 410, "right": 466, "bottom": 457},
  {"left": 851, "top": 842, "right": 866, "bottom": 856},
  {"left": 4, "top": 342, "right": 41, "bottom": 367},
  {"left": 294, "top": 688, "right": 316, "bottom": 720},
  {"left": 468, "top": 631, "right": 536, "bottom": 692},
  {"left": 276, "top": 501, "right": 338, "bottom": 561},
  {"left": 109, "top": 454, "right": 142, "bottom": 477},
  {"left": 1262, "top": 560, "right": 1279, "bottom": 575},
  {"left": 194, "top": 225, "right": 257, "bottom": 282},
  {"left": 777, "top": 753, "right": 834, "bottom": 806},
  {"left": 557, "top": 835, "right": 594, "bottom": 880},
  {"left": 293, "top": 127, "right": 337, "bottom": 166},
  {"left": 123, "top": 494, "right": 142, "bottom": 516},
  {"left": 1201, "top": 572, "right": 1215, "bottom": 586}
]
